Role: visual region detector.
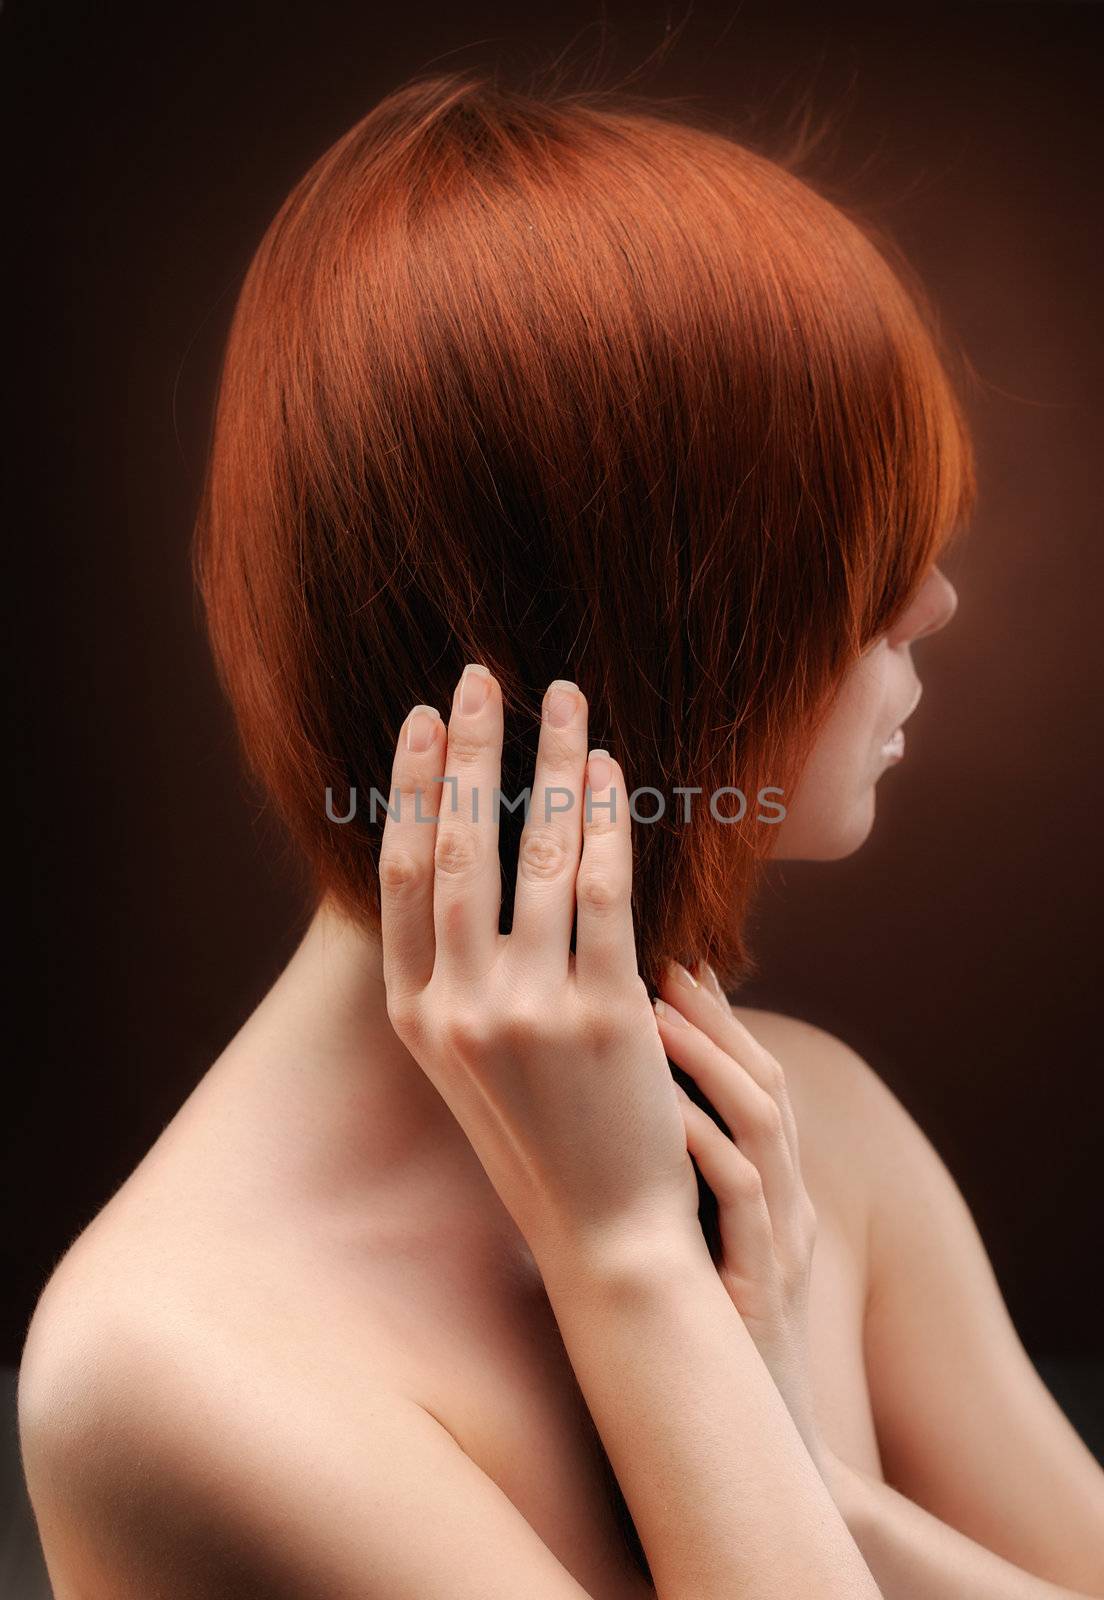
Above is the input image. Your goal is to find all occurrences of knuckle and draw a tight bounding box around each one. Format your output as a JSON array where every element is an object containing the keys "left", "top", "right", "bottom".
[
  {"left": 762, "top": 1053, "right": 788, "bottom": 1100},
  {"left": 498, "top": 1002, "right": 547, "bottom": 1050},
  {"left": 443, "top": 728, "right": 486, "bottom": 766},
  {"left": 752, "top": 1092, "right": 785, "bottom": 1142},
  {"left": 542, "top": 737, "right": 577, "bottom": 774},
  {"left": 575, "top": 868, "right": 623, "bottom": 913},
  {"left": 434, "top": 825, "right": 480, "bottom": 878},
  {"left": 626, "top": 975, "right": 653, "bottom": 1011},
  {"left": 384, "top": 989, "right": 409, "bottom": 1028},
  {"left": 577, "top": 1001, "right": 621, "bottom": 1051},
  {"left": 584, "top": 812, "right": 618, "bottom": 840},
  {"left": 385, "top": 990, "right": 424, "bottom": 1043},
  {"left": 518, "top": 828, "right": 571, "bottom": 882},
  {"left": 378, "top": 848, "right": 420, "bottom": 895},
  {"left": 441, "top": 1006, "right": 491, "bottom": 1059},
  {"left": 733, "top": 1155, "right": 765, "bottom": 1203}
]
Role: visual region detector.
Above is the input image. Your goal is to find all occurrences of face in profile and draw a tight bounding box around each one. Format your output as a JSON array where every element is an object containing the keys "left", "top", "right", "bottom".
[{"left": 773, "top": 565, "right": 960, "bottom": 861}]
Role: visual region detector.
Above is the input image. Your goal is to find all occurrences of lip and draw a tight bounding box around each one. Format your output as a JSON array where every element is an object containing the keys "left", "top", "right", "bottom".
[{"left": 881, "top": 684, "right": 921, "bottom": 764}]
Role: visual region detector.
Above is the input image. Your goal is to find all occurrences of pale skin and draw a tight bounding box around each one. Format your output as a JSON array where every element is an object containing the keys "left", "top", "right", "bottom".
[{"left": 17, "top": 566, "right": 1104, "bottom": 1597}]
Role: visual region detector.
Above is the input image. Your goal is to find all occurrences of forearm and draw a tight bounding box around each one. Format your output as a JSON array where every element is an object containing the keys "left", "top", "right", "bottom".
[
  {"left": 534, "top": 1224, "right": 882, "bottom": 1600},
  {"left": 828, "top": 1455, "right": 1104, "bottom": 1600}
]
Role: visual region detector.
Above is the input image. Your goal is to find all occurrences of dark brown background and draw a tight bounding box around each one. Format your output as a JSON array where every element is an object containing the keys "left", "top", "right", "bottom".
[{"left": 4, "top": 1, "right": 1102, "bottom": 1380}]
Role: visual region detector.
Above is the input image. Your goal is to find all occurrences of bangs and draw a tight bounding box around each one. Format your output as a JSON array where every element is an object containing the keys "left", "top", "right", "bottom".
[
  {"left": 573, "top": 108, "right": 978, "bottom": 683},
  {"left": 842, "top": 230, "right": 977, "bottom": 649},
  {"left": 762, "top": 178, "right": 978, "bottom": 657}
]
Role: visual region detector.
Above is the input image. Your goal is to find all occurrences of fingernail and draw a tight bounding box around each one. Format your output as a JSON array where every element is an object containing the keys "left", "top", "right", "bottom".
[
  {"left": 405, "top": 705, "right": 441, "bottom": 752},
  {"left": 654, "top": 998, "right": 687, "bottom": 1027},
  {"left": 459, "top": 663, "right": 491, "bottom": 714},
  {"left": 670, "top": 961, "right": 700, "bottom": 992},
  {"left": 697, "top": 961, "right": 727, "bottom": 1005},
  {"left": 545, "top": 680, "right": 580, "bottom": 728},
  {"left": 586, "top": 748, "right": 612, "bottom": 791}
]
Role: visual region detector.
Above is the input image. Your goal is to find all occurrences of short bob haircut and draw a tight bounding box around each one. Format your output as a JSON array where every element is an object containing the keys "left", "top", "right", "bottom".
[{"left": 195, "top": 68, "right": 975, "bottom": 996}]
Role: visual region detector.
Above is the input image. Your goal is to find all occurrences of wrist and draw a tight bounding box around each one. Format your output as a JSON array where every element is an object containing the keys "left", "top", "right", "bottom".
[{"left": 528, "top": 1209, "right": 712, "bottom": 1298}]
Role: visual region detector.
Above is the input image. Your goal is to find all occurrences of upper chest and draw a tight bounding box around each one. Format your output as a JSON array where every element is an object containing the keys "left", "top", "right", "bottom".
[
  {"left": 58, "top": 1052, "right": 884, "bottom": 1599},
  {"left": 43, "top": 1197, "right": 882, "bottom": 1600},
  {"left": 247, "top": 1174, "right": 883, "bottom": 1597},
  {"left": 385, "top": 1189, "right": 882, "bottom": 1481}
]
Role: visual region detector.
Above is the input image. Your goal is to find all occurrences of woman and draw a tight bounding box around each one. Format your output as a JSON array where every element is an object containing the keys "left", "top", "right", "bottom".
[{"left": 18, "top": 68, "right": 1104, "bottom": 1598}]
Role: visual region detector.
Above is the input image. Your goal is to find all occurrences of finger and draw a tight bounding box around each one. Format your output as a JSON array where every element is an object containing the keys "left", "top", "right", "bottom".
[
  {"left": 509, "top": 680, "right": 588, "bottom": 974},
  {"left": 674, "top": 1082, "right": 775, "bottom": 1282},
  {"left": 574, "top": 749, "right": 638, "bottom": 991},
  {"left": 657, "top": 962, "right": 801, "bottom": 1168},
  {"left": 655, "top": 999, "right": 797, "bottom": 1232},
  {"left": 378, "top": 703, "right": 446, "bottom": 1002},
  {"left": 432, "top": 663, "right": 505, "bottom": 980}
]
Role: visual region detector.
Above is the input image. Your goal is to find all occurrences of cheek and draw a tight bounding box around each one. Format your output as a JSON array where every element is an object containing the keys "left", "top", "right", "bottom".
[
  {"left": 833, "top": 652, "right": 893, "bottom": 753},
  {"left": 806, "top": 661, "right": 888, "bottom": 783},
  {"left": 769, "top": 655, "right": 891, "bottom": 860}
]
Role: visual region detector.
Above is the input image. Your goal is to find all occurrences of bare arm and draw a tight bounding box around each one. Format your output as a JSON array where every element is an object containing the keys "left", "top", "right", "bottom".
[
  {"left": 375, "top": 667, "right": 881, "bottom": 1600},
  {"left": 854, "top": 1036, "right": 1104, "bottom": 1595},
  {"left": 826, "top": 1452, "right": 1103, "bottom": 1600},
  {"left": 533, "top": 1220, "right": 879, "bottom": 1600},
  {"left": 729, "top": 1012, "right": 1104, "bottom": 1599}
]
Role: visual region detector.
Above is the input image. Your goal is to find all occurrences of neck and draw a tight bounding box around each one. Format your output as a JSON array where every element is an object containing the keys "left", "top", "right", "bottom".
[{"left": 264, "top": 895, "right": 481, "bottom": 1179}]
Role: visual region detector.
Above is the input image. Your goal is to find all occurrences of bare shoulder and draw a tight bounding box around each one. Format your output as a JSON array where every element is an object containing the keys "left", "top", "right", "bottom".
[
  {"left": 19, "top": 1233, "right": 272, "bottom": 1598},
  {"left": 20, "top": 1263, "right": 595, "bottom": 1600},
  {"left": 20, "top": 1257, "right": 185, "bottom": 1597},
  {"left": 728, "top": 1003, "right": 892, "bottom": 1114},
  {"left": 726, "top": 1004, "right": 938, "bottom": 1220}
]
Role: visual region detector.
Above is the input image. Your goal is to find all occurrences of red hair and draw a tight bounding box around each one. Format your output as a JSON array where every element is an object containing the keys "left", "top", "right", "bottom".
[{"left": 195, "top": 67, "right": 974, "bottom": 996}]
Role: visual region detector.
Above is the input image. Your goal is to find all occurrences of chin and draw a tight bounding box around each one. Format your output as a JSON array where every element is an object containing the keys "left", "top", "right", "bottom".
[{"left": 773, "top": 791, "right": 876, "bottom": 861}]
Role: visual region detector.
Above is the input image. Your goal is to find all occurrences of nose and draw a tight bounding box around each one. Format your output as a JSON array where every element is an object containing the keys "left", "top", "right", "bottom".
[
  {"left": 894, "top": 565, "right": 959, "bottom": 645},
  {"left": 919, "top": 567, "right": 959, "bottom": 639}
]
